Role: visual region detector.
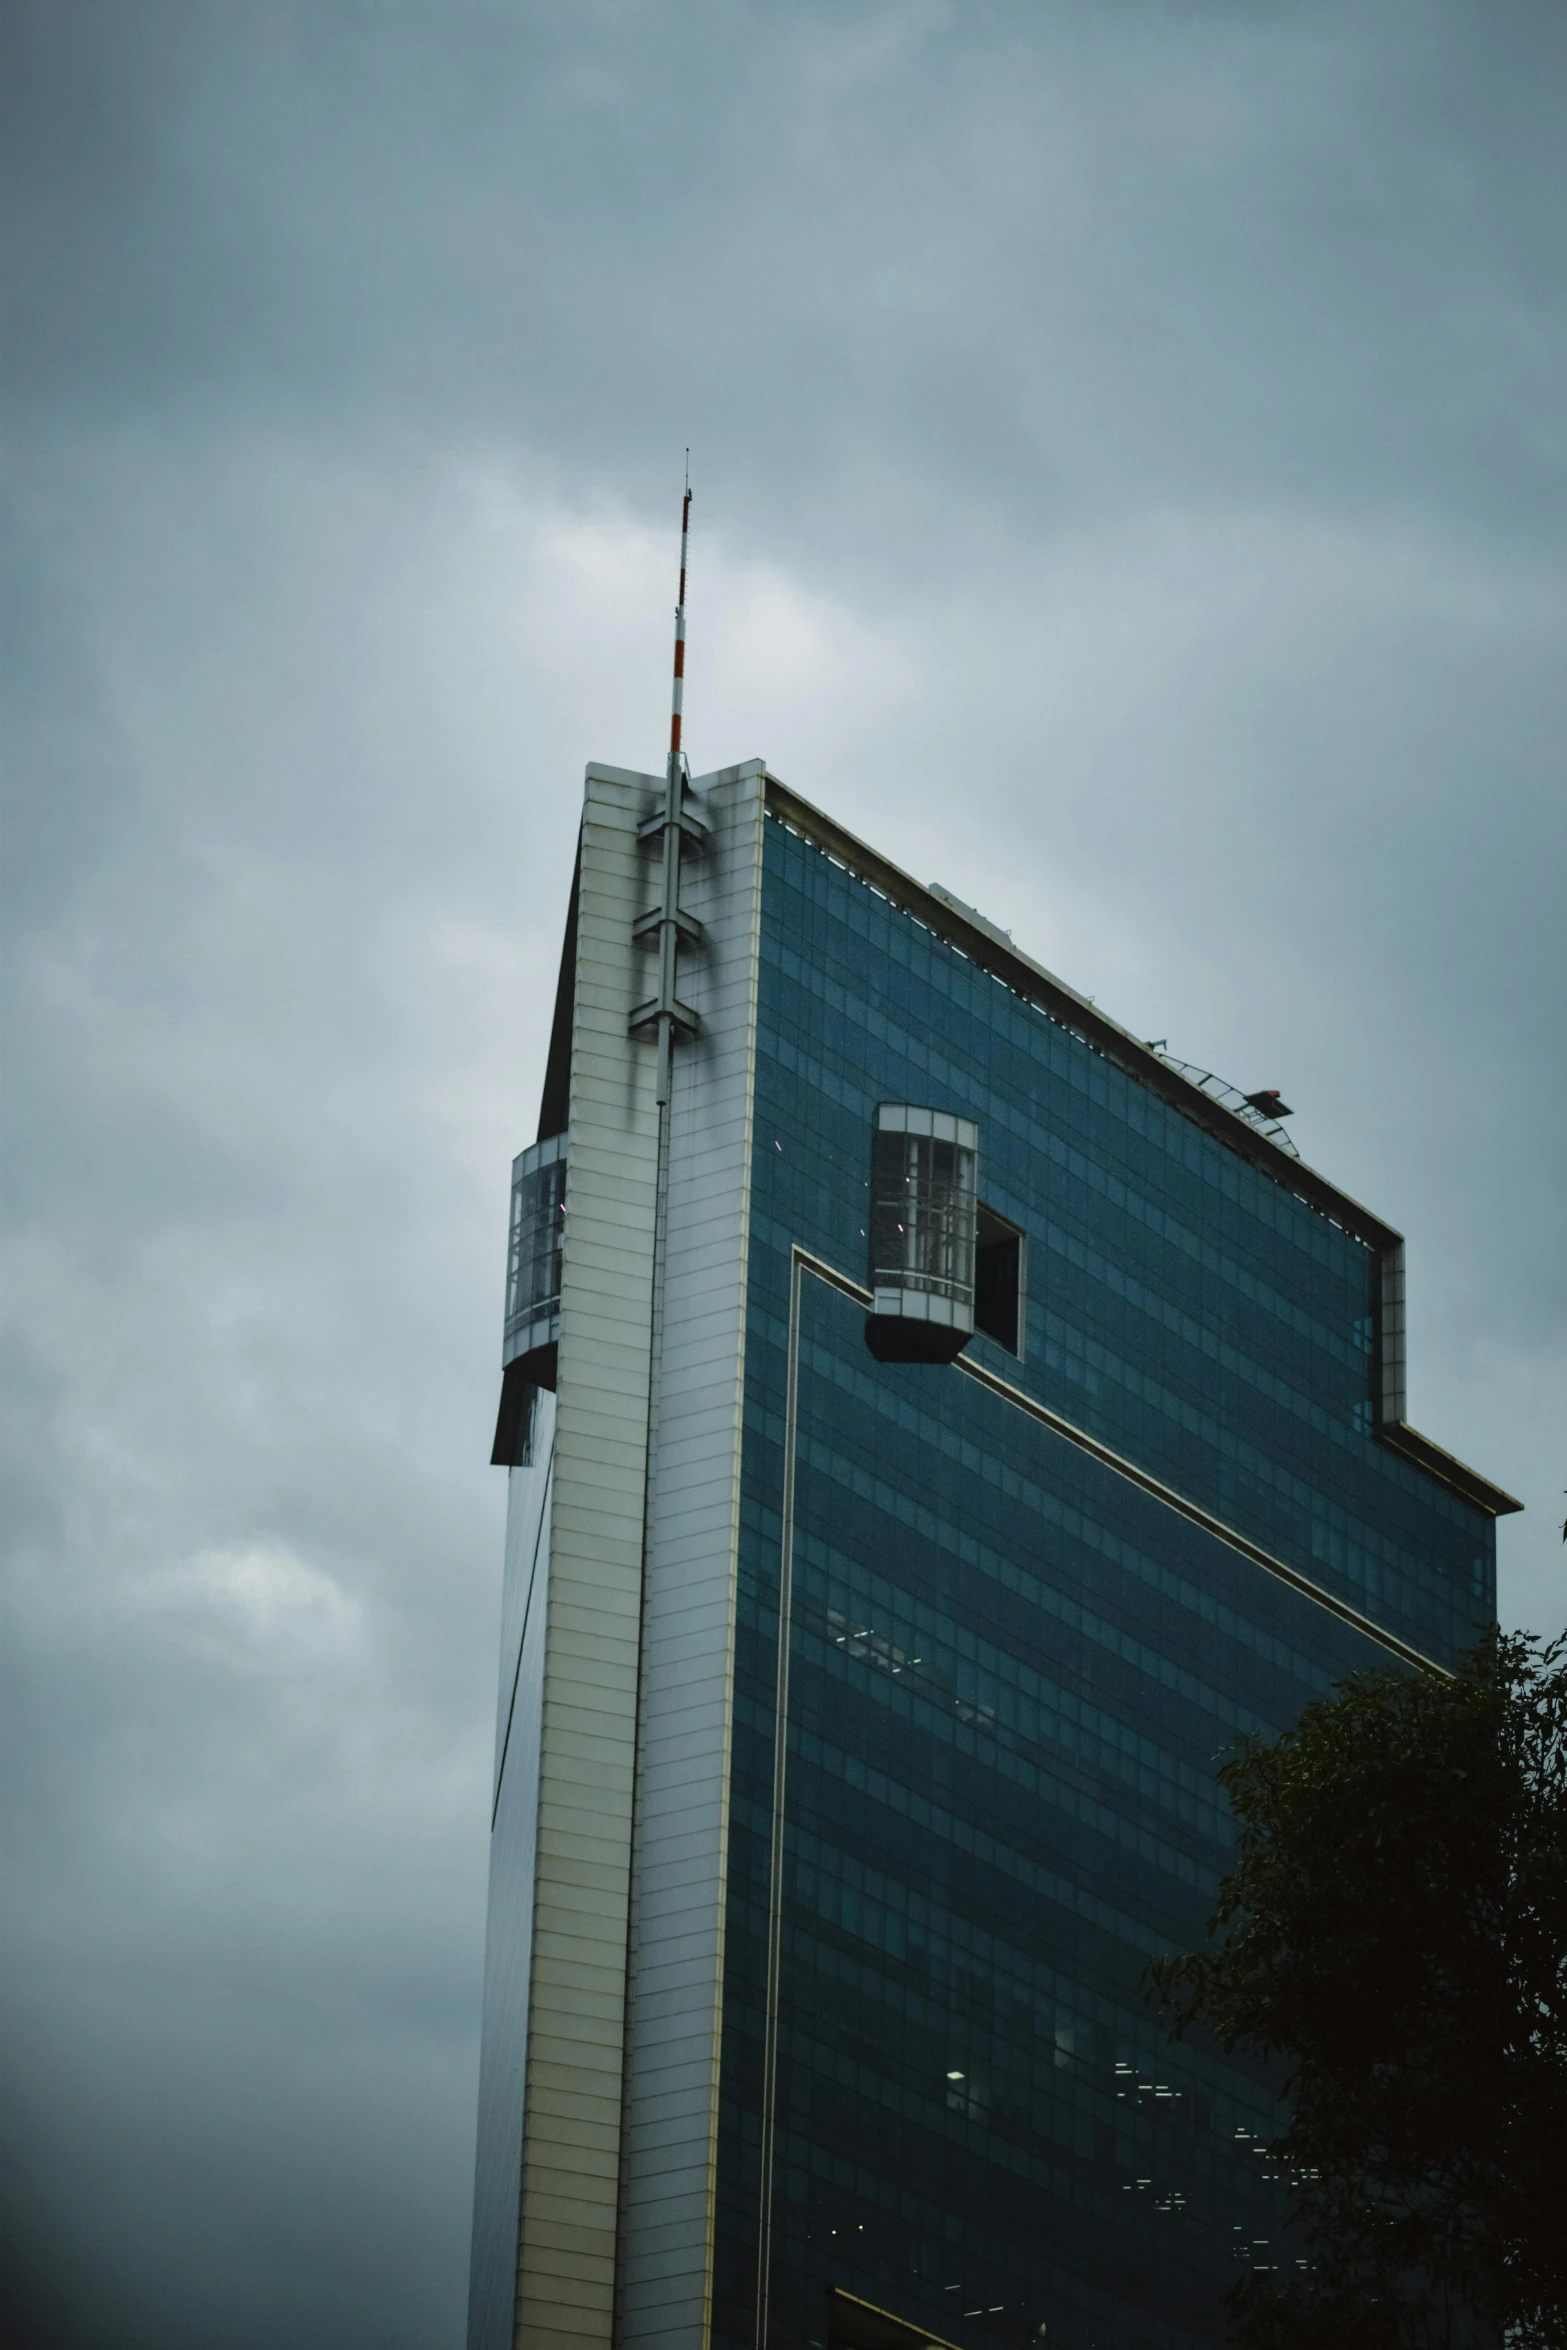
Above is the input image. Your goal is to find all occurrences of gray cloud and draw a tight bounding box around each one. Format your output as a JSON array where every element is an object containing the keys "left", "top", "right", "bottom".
[{"left": 3, "top": 2, "right": 1564, "bottom": 2343}]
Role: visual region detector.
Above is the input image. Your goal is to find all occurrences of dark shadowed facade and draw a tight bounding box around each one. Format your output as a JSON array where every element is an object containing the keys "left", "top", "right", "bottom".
[{"left": 468, "top": 760, "right": 1517, "bottom": 2350}]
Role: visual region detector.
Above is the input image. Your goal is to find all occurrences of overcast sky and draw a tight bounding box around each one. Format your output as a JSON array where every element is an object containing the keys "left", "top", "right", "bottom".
[{"left": 2, "top": 2, "right": 1563, "bottom": 2344}]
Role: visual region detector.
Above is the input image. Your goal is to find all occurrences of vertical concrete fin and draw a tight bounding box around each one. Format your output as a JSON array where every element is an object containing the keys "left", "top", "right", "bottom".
[
  {"left": 618, "top": 763, "right": 768, "bottom": 2350},
  {"left": 1379, "top": 1239, "right": 1407, "bottom": 1428},
  {"left": 515, "top": 765, "right": 663, "bottom": 2350}
]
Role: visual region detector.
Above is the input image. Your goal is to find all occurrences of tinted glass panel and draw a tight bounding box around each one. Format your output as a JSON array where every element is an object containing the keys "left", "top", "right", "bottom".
[{"left": 712, "top": 817, "right": 1496, "bottom": 2350}]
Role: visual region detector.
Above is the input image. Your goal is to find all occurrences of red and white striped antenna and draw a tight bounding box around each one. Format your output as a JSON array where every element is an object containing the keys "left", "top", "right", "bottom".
[{"left": 669, "top": 451, "right": 691, "bottom": 768}]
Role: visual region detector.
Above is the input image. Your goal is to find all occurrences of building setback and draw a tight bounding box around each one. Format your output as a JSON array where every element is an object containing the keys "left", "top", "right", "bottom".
[{"left": 468, "top": 759, "right": 1518, "bottom": 2350}]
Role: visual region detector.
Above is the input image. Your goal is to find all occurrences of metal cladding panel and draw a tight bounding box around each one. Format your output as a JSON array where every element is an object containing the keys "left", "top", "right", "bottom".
[
  {"left": 468, "top": 1404, "right": 555, "bottom": 2350},
  {"left": 514, "top": 766, "right": 663, "bottom": 2350},
  {"left": 491, "top": 1413, "right": 556, "bottom": 1802},
  {"left": 618, "top": 763, "right": 768, "bottom": 2350}
]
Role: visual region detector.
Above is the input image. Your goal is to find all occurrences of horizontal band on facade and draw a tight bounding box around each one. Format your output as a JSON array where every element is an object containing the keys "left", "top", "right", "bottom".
[{"left": 792, "top": 1245, "right": 1448, "bottom": 1680}]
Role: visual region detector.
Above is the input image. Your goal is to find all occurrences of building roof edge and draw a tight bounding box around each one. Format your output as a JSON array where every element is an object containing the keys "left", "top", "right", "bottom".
[
  {"left": 1376, "top": 1422, "right": 1524, "bottom": 1519},
  {"left": 763, "top": 774, "right": 1401, "bottom": 1251}
]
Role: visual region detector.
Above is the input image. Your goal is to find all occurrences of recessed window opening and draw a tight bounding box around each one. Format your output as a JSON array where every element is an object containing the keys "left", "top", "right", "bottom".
[
  {"left": 974, "top": 1204, "right": 1025, "bottom": 1357},
  {"left": 491, "top": 1367, "right": 543, "bottom": 1468}
]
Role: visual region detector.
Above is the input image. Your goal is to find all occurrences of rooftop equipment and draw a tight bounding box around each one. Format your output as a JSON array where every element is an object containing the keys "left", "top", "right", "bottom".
[{"left": 1147, "top": 1051, "right": 1302, "bottom": 1158}]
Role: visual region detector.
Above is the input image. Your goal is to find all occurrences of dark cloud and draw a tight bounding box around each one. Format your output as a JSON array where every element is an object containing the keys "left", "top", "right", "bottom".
[
  {"left": 3, "top": 3, "right": 1564, "bottom": 2343},
  {"left": 9, "top": 2, "right": 1566, "bottom": 546}
]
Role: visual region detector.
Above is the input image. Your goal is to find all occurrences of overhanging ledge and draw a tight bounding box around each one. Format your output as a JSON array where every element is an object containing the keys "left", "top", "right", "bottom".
[{"left": 1378, "top": 1420, "right": 1523, "bottom": 1518}]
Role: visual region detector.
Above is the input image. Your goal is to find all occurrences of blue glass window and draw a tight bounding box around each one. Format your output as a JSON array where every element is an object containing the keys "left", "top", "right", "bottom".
[{"left": 711, "top": 818, "right": 1496, "bottom": 2350}]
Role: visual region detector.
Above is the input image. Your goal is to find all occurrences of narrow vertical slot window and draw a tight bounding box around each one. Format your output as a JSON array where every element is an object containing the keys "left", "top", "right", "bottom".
[{"left": 974, "top": 1205, "right": 1024, "bottom": 1358}]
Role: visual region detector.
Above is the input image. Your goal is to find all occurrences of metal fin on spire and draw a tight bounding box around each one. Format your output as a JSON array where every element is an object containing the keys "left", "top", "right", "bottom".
[
  {"left": 670, "top": 452, "right": 690, "bottom": 766},
  {"left": 630, "top": 461, "right": 705, "bottom": 1102}
]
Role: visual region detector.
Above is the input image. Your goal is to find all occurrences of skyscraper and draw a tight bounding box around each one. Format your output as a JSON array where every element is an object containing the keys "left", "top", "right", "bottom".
[{"left": 468, "top": 756, "right": 1517, "bottom": 2350}]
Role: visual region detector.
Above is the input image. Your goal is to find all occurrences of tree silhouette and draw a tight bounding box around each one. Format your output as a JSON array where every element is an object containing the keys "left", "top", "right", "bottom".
[{"left": 1149, "top": 1632, "right": 1567, "bottom": 2348}]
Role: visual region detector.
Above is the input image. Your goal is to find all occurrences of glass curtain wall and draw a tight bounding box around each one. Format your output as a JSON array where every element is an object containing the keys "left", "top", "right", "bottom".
[{"left": 711, "top": 816, "right": 1496, "bottom": 2350}]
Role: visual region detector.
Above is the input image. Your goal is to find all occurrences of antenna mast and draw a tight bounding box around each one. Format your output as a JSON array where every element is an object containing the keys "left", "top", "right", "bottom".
[
  {"left": 629, "top": 458, "right": 706, "bottom": 1104},
  {"left": 670, "top": 454, "right": 690, "bottom": 768}
]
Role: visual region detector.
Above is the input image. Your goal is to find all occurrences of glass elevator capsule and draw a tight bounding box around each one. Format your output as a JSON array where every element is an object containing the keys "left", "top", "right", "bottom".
[
  {"left": 492, "top": 1132, "right": 567, "bottom": 1463},
  {"left": 504, "top": 1131, "right": 566, "bottom": 1374},
  {"left": 865, "top": 1105, "right": 978, "bottom": 1363}
]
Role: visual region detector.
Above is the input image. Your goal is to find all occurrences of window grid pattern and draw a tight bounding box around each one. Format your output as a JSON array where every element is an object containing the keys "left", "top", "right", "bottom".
[{"left": 711, "top": 820, "right": 1497, "bottom": 2350}]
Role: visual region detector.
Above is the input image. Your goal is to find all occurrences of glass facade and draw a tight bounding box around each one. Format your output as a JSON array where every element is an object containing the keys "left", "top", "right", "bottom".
[{"left": 712, "top": 815, "right": 1497, "bottom": 2350}]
